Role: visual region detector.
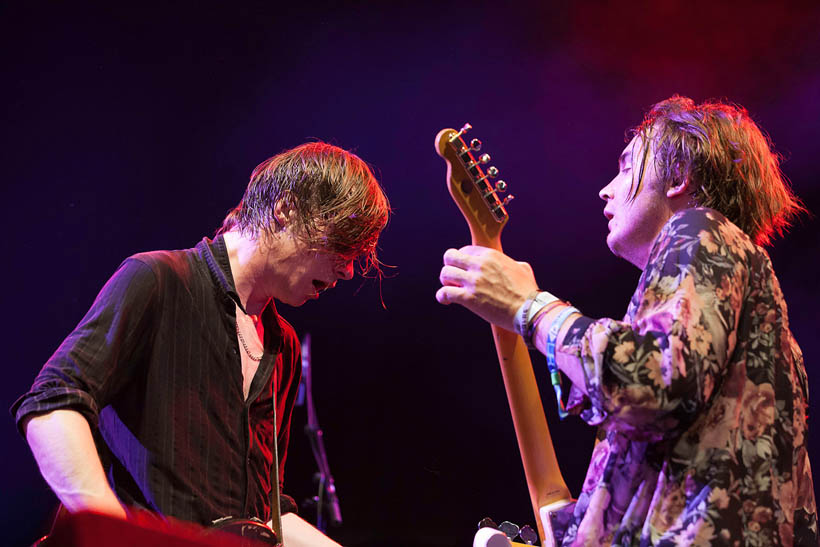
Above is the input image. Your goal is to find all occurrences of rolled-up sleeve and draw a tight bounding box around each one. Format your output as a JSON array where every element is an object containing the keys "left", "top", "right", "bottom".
[
  {"left": 12, "top": 258, "right": 159, "bottom": 433},
  {"left": 563, "top": 209, "right": 752, "bottom": 442}
]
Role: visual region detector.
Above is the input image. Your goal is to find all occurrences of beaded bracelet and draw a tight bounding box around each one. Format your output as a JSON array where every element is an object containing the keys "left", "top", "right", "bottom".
[{"left": 546, "top": 305, "right": 579, "bottom": 419}]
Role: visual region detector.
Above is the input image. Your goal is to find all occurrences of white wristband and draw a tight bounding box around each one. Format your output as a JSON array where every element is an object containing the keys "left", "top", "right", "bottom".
[
  {"left": 528, "top": 291, "right": 559, "bottom": 324},
  {"left": 513, "top": 291, "right": 558, "bottom": 338}
]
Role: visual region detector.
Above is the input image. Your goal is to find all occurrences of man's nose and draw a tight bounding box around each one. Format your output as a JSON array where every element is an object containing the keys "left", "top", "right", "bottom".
[
  {"left": 337, "top": 260, "right": 354, "bottom": 281},
  {"left": 599, "top": 178, "right": 615, "bottom": 201}
]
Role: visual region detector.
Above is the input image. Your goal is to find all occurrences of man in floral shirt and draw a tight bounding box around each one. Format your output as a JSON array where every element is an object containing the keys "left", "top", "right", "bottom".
[{"left": 437, "top": 96, "right": 816, "bottom": 545}]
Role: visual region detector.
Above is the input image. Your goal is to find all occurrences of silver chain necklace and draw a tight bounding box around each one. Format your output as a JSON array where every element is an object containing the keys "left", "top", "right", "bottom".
[{"left": 236, "top": 318, "right": 263, "bottom": 361}]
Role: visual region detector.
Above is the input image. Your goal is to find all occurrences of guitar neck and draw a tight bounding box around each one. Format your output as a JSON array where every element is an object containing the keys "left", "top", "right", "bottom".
[
  {"left": 435, "top": 126, "right": 571, "bottom": 544},
  {"left": 480, "top": 247, "right": 571, "bottom": 546},
  {"left": 487, "top": 275, "right": 572, "bottom": 543},
  {"left": 477, "top": 237, "right": 572, "bottom": 513},
  {"left": 484, "top": 241, "right": 570, "bottom": 545}
]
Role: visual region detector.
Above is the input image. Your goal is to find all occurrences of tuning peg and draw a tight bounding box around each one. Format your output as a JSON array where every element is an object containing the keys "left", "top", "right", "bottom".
[
  {"left": 478, "top": 153, "right": 491, "bottom": 164},
  {"left": 486, "top": 166, "right": 498, "bottom": 177},
  {"left": 501, "top": 195, "right": 514, "bottom": 207},
  {"left": 452, "top": 123, "right": 472, "bottom": 141},
  {"left": 469, "top": 138, "right": 482, "bottom": 151},
  {"left": 495, "top": 180, "right": 507, "bottom": 192}
]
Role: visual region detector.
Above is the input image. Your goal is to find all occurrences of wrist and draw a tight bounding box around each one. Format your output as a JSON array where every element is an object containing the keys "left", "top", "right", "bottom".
[
  {"left": 527, "top": 300, "right": 564, "bottom": 347},
  {"left": 513, "top": 291, "right": 559, "bottom": 341},
  {"left": 62, "top": 491, "right": 127, "bottom": 520}
]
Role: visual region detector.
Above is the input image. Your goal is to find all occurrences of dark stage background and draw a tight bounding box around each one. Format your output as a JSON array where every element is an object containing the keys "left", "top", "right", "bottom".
[{"left": 3, "top": 2, "right": 819, "bottom": 546}]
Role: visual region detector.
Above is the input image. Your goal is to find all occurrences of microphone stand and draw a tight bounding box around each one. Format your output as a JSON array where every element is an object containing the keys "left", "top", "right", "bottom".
[{"left": 299, "top": 334, "right": 342, "bottom": 532}]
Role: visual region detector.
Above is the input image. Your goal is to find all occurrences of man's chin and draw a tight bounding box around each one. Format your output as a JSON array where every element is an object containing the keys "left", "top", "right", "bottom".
[
  {"left": 278, "top": 295, "right": 310, "bottom": 307},
  {"left": 300, "top": 293, "right": 320, "bottom": 306},
  {"left": 605, "top": 233, "right": 618, "bottom": 255}
]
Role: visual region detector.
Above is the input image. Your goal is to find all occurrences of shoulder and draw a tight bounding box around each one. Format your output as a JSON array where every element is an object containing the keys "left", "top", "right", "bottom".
[
  {"left": 665, "top": 207, "right": 733, "bottom": 238},
  {"left": 122, "top": 246, "right": 207, "bottom": 292},
  {"left": 100, "top": 246, "right": 205, "bottom": 304},
  {"left": 638, "top": 208, "right": 765, "bottom": 304},
  {"left": 652, "top": 207, "right": 759, "bottom": 265}
]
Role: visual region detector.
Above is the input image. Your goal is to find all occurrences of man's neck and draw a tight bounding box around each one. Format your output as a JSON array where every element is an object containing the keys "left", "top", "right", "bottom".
[{"left": 223, "top": 230, "right": 272, "bottom": 316}]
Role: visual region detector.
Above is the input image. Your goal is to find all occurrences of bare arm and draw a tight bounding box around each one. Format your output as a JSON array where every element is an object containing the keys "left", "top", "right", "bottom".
[
  {"left": 270, "top": 513, "right": 342, "bottom": 547},
  {"left": 23, "top": 409, "right": 127, "bottom": 519},
  {"left": 26, "top": 409, "right": 343, "bottom": 544},
  {"left": 531, "top": 307, "right": 587, "bottom": 396}
]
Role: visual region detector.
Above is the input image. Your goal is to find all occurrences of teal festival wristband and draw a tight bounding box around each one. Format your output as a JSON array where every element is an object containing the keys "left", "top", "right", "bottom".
[{"left": 546, "top": 305, "right": 579, "bottom": 419}]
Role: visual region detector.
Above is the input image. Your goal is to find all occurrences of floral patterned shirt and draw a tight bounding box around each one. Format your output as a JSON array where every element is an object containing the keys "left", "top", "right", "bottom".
[{"left": 557, "top": 208, "right": 816, "bottom": 546}]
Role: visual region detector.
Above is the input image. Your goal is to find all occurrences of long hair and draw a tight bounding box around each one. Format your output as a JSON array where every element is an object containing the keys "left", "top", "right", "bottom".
[
  {"left": 632, "top": 95, "right": 806, "bottom": 246},
  {"left": 219, "top": 142, "right": 390, "bottom": 273}
]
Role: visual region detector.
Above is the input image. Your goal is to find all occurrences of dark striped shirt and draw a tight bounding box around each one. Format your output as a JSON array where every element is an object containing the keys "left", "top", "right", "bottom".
[{"left": 11, "top": 235, "right": 301, "bottom": 525}]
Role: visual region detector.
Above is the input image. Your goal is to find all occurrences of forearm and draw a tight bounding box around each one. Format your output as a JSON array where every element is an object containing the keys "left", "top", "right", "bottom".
[
  {"left": 23, "top": 409, "right": 127, "bottom": 519},
  {"left": 531, "top": 306, "right": 588, "bottom": 396}
]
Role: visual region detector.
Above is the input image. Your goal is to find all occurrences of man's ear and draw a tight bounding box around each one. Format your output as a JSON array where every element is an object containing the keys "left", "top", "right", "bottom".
[
  {"left": 272, "top": 196, "right": 296, "bottom": 228},
  {"left": 666, "top": 177, "right": 691, "bottom": 199}
]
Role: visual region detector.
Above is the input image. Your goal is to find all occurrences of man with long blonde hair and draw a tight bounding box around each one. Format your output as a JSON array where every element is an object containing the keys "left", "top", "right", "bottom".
[{"left": 438, "top": 96, "right": 816, "bottom": 544}]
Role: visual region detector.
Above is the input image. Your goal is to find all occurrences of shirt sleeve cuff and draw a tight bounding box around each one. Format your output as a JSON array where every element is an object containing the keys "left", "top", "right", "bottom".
[
  {"left": 10, "top": 388, "right": 100, "bottom": 437},
  {"left": 560, "top": 316, "right": 608, "bottom": 426}
]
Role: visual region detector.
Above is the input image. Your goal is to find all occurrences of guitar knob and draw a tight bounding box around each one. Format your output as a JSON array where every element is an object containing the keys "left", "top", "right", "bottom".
[
  {"left": 495, "top": 180, "right": 507, "bottom": 192},
  {"left": 479, "top": 153, "right": 491, "bottom": 164},
  {"left": 498, "top": 521, "right": 520, "bottom": 539},
  {"left": 470, "top": 138, "right": 482, "bottom": 151},
  {"left": 518, "top": 525, "right": 537, "bottom": 545},
  {"left": 487, "top": 166, "right": 499, "bottom": 177},
  {"left": 501, "top": 195, "right": 514, "bottom": 207}
]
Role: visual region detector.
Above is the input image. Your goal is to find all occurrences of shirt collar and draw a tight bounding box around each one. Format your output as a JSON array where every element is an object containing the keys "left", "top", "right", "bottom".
[
  {"left": 196, "top": 234, "right": 285, "bottom": 347},
  {"left": 197, "top": 234, "right": 239, "bottom": 308}
]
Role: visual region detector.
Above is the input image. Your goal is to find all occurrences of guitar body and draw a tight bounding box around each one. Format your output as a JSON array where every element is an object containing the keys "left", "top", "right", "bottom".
[
  {"left": 435, "top": 126, "right": 574, "bottom": 546},
  {"left": 210, "top": 516, "right": 280, "bottom": 546},
  {"left": 33, "top": 508, "right": 278, "bottom": 547}
]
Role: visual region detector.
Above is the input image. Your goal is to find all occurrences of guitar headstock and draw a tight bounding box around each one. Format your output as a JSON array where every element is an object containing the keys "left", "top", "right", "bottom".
[{"left": 435, "top": 124, "right": 513, "bottom": 250}]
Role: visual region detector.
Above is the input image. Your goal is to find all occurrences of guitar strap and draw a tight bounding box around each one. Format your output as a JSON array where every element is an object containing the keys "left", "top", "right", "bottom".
[{"left": 269, "top": 365, "right": 283, "bottom": 542}]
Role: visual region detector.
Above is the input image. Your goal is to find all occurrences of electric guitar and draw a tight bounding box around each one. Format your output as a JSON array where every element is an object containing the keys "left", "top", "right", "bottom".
[
  {"left": 34, "top": 506, "right": 279, "bottom": 546},
  {"left": 435, "top": 125, "right": 574, "bottom": 546}
]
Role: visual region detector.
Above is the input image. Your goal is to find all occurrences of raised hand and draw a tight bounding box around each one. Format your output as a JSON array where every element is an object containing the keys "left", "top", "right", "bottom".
[{"left": 436, "top": 245, "right": 538, "bottom": 332}]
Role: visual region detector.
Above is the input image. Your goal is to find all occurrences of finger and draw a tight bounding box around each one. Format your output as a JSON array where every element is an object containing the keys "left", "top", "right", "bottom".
[
  {"left": 439, "top": 265, "right": 471, "bottom": 287},
  {"left": 442, "top": 248, "right": 475, "bottom": 269},
  {"left": 435, "top": 285, "right": 467, "bottom": 305},
  {"left": 459, "top": 245, "right": 492, "bottom": 257}
]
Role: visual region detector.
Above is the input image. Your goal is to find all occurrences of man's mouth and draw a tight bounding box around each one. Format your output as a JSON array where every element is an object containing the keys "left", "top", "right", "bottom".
[
  {"left": 604, "top": 210, "right": 614, "bottom": 231},
  {"left": 312, "top": 280, "right": 329, "bottom": 295}
]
